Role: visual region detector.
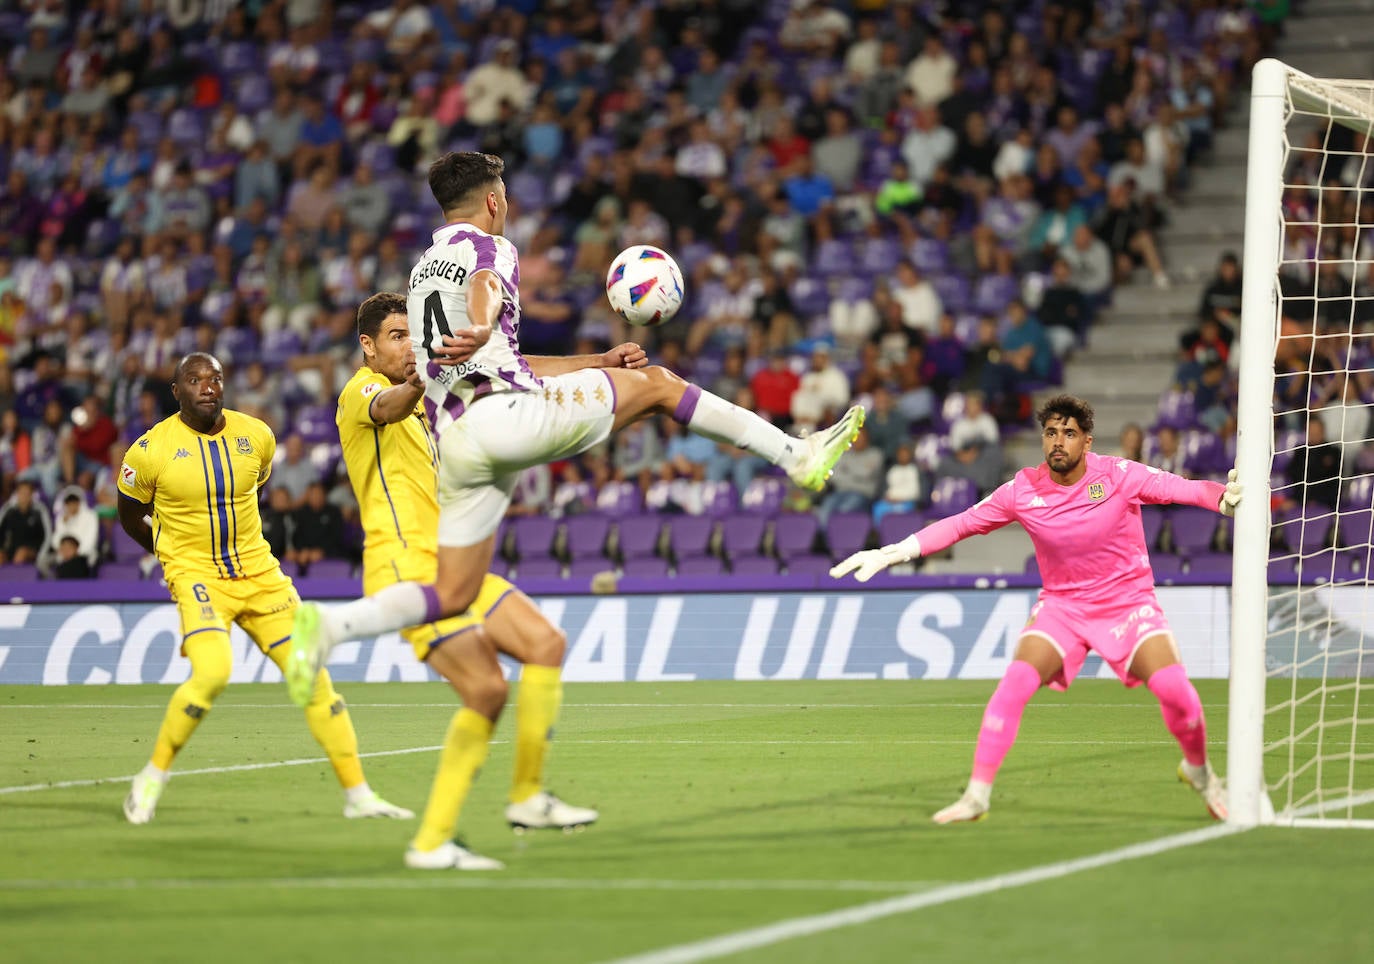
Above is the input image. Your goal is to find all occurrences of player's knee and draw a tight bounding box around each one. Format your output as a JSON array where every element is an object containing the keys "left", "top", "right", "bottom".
[
  {"left": 466, "top": 674, "right": 509, "bottom": 716},
  {"left": 526, "top": 624, "right": 567, "bottom": 666},
  {"left": 437, "top": 578, "right": 482, "bottom": 618},
  {"left": 191, "top": 662, "right": 231, "bottom": 702},
  {"left": 644, "top": 364, "right": 687, "bottom": 407}
]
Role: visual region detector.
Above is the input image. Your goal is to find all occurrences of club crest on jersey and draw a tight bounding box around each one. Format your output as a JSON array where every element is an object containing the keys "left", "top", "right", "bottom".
[
  {"left": 1088, "top": 482, "right": 1106, "bottom": 501},
  {"left": 236, "top": 436, "right": 252, "bottom": 455}
]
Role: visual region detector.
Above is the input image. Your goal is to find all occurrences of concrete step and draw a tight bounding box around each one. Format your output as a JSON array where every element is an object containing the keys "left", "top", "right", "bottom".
[
  {"left": 1109, "top": 284, "right": 1203, "bottom": 315},
  {"left": 1085, "top": 320, "right": 1183, "bottom": 355},
  {"left": 1062, "top": 357, "right": 1173, "bottom": 394}
]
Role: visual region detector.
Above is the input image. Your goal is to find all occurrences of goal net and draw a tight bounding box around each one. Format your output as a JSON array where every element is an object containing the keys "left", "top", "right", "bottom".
[{"left": 1231, "top": 59, "right": 1374, "bottom": 828}]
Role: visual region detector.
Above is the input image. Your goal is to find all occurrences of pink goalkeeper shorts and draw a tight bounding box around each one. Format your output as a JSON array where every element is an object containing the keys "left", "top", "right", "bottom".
[{"left": 1020, "top": 594, "right": 1174, "bottom": 690}]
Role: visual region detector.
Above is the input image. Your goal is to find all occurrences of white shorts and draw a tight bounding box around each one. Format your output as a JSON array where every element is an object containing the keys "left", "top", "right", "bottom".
[{"left": 436, "top": 367, "right": 617, "bottom": 546}]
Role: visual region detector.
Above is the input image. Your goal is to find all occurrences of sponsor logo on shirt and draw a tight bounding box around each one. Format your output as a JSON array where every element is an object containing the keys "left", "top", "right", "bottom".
[
  {"left": 1028, "top": 496, "right": 1048, "bottom": 508},
  {"left": 361, "top": 382, "right": 381, "bottom": 398},
  {"left": 120, "top": 464, "right": 136, "bottom": 486}
]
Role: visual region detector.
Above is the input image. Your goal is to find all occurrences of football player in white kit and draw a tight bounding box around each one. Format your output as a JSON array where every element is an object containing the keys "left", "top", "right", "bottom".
[{"left": 287, "top": 151, "right": 865, "bottom": 705}]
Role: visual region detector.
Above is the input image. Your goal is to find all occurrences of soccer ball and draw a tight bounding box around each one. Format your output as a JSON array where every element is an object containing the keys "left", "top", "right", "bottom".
[{"left": 605, "top": 245, "right": 685, "bottom": 328}]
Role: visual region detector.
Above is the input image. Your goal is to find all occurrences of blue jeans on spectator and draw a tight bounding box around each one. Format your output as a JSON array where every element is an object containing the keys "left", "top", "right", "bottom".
[
  {"left": 872, "top": 499, "right": 915, "bottom": 524},
  {"left": 819, "top": 490, "right": 873, "bottom": 525}
]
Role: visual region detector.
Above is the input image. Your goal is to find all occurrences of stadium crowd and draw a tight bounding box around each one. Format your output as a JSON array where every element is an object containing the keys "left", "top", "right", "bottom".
[{"left": 1, "top": 0, "right": 1334, "bottom": 581}]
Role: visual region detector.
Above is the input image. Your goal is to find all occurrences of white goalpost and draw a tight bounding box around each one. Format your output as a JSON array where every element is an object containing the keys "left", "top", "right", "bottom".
[{"left": 1231, "top": 59, "right": 1374, "bottom": 828}]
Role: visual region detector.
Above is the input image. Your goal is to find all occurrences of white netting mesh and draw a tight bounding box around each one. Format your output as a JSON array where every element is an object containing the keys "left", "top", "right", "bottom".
[{"left": 1266, "top": 72, "right": 1374, "bottom": 823}]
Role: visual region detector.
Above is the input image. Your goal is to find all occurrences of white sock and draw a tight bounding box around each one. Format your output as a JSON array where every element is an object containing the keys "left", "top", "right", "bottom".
[
  {"left": 324, "top": 582, "right": 436, "bottom": 641},
  {"left": 344, "top": 782, "right": 374, "bottom": 804},
  {"left": 676, "top": 385, "right": 801, "bottom": 469},
  {"left": 966, "top": 779, "right": 993, "bottom": 807},
  {"left": 141, "top": 763, "right": 169, "bottom": 782}
]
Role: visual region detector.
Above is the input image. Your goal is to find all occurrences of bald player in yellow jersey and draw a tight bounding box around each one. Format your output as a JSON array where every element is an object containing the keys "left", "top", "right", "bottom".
[
  {"left": 117, "top": 352, "right": 412, "bottom": 825},
  {"left": 336, "top": 293, "right": 596, "bottom": 871}
]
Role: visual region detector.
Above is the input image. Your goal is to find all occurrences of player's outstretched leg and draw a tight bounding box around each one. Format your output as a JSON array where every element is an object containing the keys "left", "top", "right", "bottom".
[
  {"left": 933, "top": 658, "right": 1044, "bottom": 824},
  {"left": 126, "top": 631, "right": 232, "bottom": 824},
  {"left": 605, "top": 368, "right": 866, "bottom": 492}
]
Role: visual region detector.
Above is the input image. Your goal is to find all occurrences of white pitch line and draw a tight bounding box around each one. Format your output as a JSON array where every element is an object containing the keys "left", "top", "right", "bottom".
[
  {"left": 0, "top": 876, "right": 943, "bottom": 895},
  {"left": 0, "top": 744, "right": 441, "bottom": 796},
  {"left": 598, "top": 823, "right": 1249, "bottom": 964}
]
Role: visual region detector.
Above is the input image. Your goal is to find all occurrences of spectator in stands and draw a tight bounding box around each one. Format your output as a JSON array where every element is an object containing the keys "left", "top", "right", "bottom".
[
  {"left": 273, "top": 433, "right": 319, "bottom": 509},
  {"left": 1059, "top": 223, "right": 1114, "bottom": 317},
  {"left": 0, "top": 409, "right": 31, "bottom": 502},
  {"left": 1108, "top": 138, "right": 1166, "bottom": 224},
  {"left": 1030, "top": 185, "right": 1089, "bottom": 269},
  {"left": 49, "top": 486, "right": 98, "bottom": 573},
  {"left": 891, "top": 260, "right": 943, "bottom": 337},
  {"left": 934, "top": 426, "right": 1004, "bottom": 497},
  {"left": 20, "top": 397, "right": 72, "bottom": 497},
  {"left": 0, "top": 479, "right": 49, "bottom": 566},
  {"left": 52, "top": 535, "right": 92, "bottom": 579},
  {"left": 864, "top": 385, "right": 907, "bottom": 463},
  {"left": 1150, "top": 426, "right": 1186, "bottom": 476},
  {"left": 949, "top": 392, "right": 1000, "bottom": 453},
  {"left": 71, "top": 394, "right": 118, "bottom": 488},
  {"left": 1120, "top": 423, "right": 1145, "bottom": 462},
  {"left": 1040, "top": 257, "right": 1090, "bottom": 356},
  {"left": 290, "top": 481, "right": 348, "bottom": 570},
  {"left": 1198, "top": 252, "right": 1243, "bottom": 327},
  {"left": 901, "top": 106, "right": 957, "bottom": 187},
  {"left": 1317, "top": 375, "right": 1372, "bottom": 464},
  {"left": 1094, "top": 181, "right": 1170, "bottom": 288},
  {"left": 873, "top": 442, "right": 922, "bottom": 523},
  {"left": 749, "top": 349, "right": 800, "bottom": 428},
  {"left": 259, "top": 485, "right": 292, "bottom": 562},
  {"left": 790, "top": 344, "right": 851, "bottom": 435},
  {"left": 1280, "top": 416, "right": 1345, "bottom": 512}
]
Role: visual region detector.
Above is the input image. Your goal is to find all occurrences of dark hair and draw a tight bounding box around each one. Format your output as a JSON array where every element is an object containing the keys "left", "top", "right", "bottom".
[
  {"left": 1036, "top": 394, "right": 1095, "bottom": 434},
  {"left": 357, "top": 292, "right": 407, "bottom": 342},
  {"left": 427, "top": 151, "right": 505, "bottom": 213}
]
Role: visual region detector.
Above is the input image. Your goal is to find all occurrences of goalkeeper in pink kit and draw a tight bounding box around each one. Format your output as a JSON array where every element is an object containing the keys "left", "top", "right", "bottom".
[{"left": 832, "top": 395, "right": 1243, "bottom": 823}]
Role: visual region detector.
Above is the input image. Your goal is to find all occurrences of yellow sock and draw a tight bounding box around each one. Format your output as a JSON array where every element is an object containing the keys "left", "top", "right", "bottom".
[
  {"left": 413, "top": 708, "right": 493, "bottom": 852},
  {"left": 151, "top": 632, "right": 232, "bottom": 769},
  {"left": 304, "top": 671, "right": 364, "bottom": 789},
  {"left": 511, "top": 664, "right": 562, "bottom": 804}
]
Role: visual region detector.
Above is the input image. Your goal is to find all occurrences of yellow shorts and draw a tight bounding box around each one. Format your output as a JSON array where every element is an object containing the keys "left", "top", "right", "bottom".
[
  {"left": 362, "top": 551, "right": 515, "bottom": 660},
  {"left": 168, "top": 567, "right": 299, "bottom": 655}
]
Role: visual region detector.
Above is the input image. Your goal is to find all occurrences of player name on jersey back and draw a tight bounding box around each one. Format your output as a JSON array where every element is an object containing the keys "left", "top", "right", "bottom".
[{"left": 410, "top": 258, "right": 469, "bottom": 288}]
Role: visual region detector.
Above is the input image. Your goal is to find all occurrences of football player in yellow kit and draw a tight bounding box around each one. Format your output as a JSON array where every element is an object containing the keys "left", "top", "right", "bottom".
[
  {"left": 335, "top": 293, "right": 597, "bottom": 871},
  {"left": 117, "top": 352, "right": 412, "bottom": 825}
]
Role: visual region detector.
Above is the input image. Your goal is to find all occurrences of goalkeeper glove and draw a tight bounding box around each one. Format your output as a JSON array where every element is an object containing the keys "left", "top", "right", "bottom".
[
  {"left": 1219, "top": 468, "right": 1243, "bottom": 517},
  {"left": 829, "top": 535, "right": 923, "bottom": 583}
]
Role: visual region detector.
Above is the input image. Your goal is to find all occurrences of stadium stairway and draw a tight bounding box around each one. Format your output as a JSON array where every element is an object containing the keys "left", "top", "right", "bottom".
[{"left": 931, "top": 0, "right": 1374, "bottom": 576}]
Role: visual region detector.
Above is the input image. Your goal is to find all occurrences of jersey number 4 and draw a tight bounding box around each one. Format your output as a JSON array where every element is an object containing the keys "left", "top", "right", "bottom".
[{"left": 422, "top": 291, "right": 452, "bottom": 353}]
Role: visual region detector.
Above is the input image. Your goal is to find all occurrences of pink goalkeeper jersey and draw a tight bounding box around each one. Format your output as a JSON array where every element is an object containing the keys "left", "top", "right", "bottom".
[{"left": 918, "top": 452, "right": 1226, "bottom": 604}]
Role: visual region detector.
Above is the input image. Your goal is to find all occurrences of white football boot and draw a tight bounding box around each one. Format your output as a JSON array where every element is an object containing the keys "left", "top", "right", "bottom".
[
  {"left": 404, "top": 841, "right": 505, "bottom": 871},
  {"left": 1178, "top": 760, "right": 1228, "bottom": 821},
  {"left": 787, "top": 405, "right": 866, "bottom": 491},
  {"left": 123, "top": 769, "right": 168, "bottom": 825},
  {"left": 343, "top": 791, "right": 415, "bottom": 820},
  {"left": 505, "top": 792, "right": 599, "bottom": 832},
  {"left": 932, "top": 789, "right": 990, "bottom": 825}
]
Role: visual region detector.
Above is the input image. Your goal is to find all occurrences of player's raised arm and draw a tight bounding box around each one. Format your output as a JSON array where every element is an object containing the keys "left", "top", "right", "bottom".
[
  {"left": 1132, "top": 459, "right": 1242, "bottom": 515},
  {"left": 524, "top": 342, "right": 650, "bottom": 378},
  {"left": 367, "top": 347, "right": 425, "bottom": 425}
]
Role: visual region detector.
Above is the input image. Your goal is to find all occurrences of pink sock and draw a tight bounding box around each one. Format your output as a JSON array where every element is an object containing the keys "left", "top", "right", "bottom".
[
  {"left": 1147, "top": 663, "right": 1207, "bottom": 767},
  {"left": 970, "top": 660, "right": 1042, "bottom": 784}
]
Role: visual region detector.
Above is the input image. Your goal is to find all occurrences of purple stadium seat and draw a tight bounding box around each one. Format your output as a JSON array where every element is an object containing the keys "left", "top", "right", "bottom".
[
  {"left": 1274, "top": 508, "right": 1336, "bottom": 555},
  {"left": 857, "top": 237, "right": 902, "bottom": 278},
  {"left": 877, "top": 511, "right": 926, "bottom": 548},
  {"left": 939, "top": 392, "right": 967, "bottom": 428},
  {"left": 1271, "top": 428, "right": 1305, "bottom": 475},
  {"left": 908, "top": 237, "right": 952, "bottom": 275},
  {"left": 785, "top": 553, "right": 834, "bottom": 576},
  {"left": 1155, "top": 390, "right": 1198, "bottom": 430},
  {"left": 930, "top": 274, "right": 971, "bottom": 314},
  {"left": 666, "top": 516, "right": 715, "bottom": 560},
  {"left": 305, "top": 559, "right": 354, "bottom": 580},
  {"left": 788, "top": 277, "right": 830, "bottom": 318},
  {"left": 1151, "top": 554, "right": 1184, "bottom": 581},
  {"left": 719, "top": 512, "right": 767, "bottom": 557},
  {"left": 825, "top": 511, "right": 871, "bottom": 559},
  {"left": 930, "top": 477, "right": 979, "bottom": 516},
  {"left": 0, "top": 563, "right": 39, "bottom": 582},
  {"left": 973, "top": 273, "right": 1019, "bottom": 316},
  {"left": 511, "top": 517, "right": 558, "bottom": 560},
  {"left": 516, "top": 558, "right": 563, "bottom": 579},
  {"left": 676, "top": 556, "right": 726, "bottom": 577},
  {"left": 730, "top": 554, "right": 780, "bottom": 575},
  {"left": 1182, "top": 431, "right": 1226, "bottom": 479},
  {"left": 1185, "top": 553, "right": 1233, "bottom": 577},
  {"left": 626, "top": 557, "right": 670, "bottom": 578},
  {"left": 564, "top": 515, "right": 610, "bottom": 560},
  {"left": 292, "top": 404, "right": 335, "bottom": 445},
  {"left": 615, "top": 515, "right": 662, "bottom": 561},
  {"left": 1140, "top": 505, "right": 1166, "bottom": 551},
  {"left": 701, "top": 480, "right": 737, "bottom": 517},
  {"left": 1024, "top": 554, "right": 1040, "bottom": 576},
  {"left": 914, "top": 434, "right": 953, "bottom": 472},
  {"left": 1346, "top": 474, "right": 1374, "bottom": 508},
  {"left": 773, "top": 513, "right": 820, "bottom": 560},
  {"left": 99, "top": 561, "right": 144, "bottom": 581},
  {"left": 1168, "top": 506, "right": 1218, "bottom": 555},
  {"left": 740, "top": 477, "right": 785, "bottom": 518},
  {"left": 568, "top": 557, "right": 614, "bottom": 580},
  {"left": 1337, "top": 509, "right": 1374, "bottom": 549},
  {"left": 488, "top": 556, "right": 510, "bottom": 578},
  {"left": 235, "top": 73, "right": 273, "bottom": 113}
]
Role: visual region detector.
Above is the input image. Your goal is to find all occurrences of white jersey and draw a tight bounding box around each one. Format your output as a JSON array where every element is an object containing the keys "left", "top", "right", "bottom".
[{"left": 408, "top": 221, "right": 542, "bottom": 437}]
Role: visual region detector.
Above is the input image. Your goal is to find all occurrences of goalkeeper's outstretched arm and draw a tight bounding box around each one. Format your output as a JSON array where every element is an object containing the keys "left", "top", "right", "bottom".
[{"left": 831, "top": 479, "right": 1020, "bottom": 583}]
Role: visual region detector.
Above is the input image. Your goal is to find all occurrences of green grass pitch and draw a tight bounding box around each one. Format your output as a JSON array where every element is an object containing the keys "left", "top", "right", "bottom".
[{"left": 2, "top": 680, "right": 1372, "bottom": 964}]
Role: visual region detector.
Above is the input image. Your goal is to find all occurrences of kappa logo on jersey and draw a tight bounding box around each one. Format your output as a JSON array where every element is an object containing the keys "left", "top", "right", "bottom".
[
  {"left": 137, "top": 438, "right": 149, "bottom": 449},
  {"left": 593, "top": 385, "right": 607, "bottom": 405},
  {"left": 120, "top": 464, "right": 136, "bottom": 486},
  {"left": 1117, "top": 460, "right": 1130, "bottom": 471},
  {"left": 572, "top": 388, "right": 586, "bottom": 407},
  {"left": 1028, "top": 496, "right": 1048, "bottom": 508},
  {"left": 1088, "top": 482, "right": 1106, "bottom": 501},
  {"left": 361, "top": 382, "right": 381, "bottom": 399},
  {"left": 236, "top": 435, "right": 252, "bottom": 454},
  {"left": 174, "top": 448, "right": 190, "bottom": 459}
]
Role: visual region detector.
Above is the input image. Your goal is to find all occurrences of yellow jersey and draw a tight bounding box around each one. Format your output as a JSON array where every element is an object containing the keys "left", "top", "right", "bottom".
[
  {"left": 336, "top": 366, "right": 441, "bottom": 566},
  {"left": 118, "top": 410, "right": 278, "bottom": 583}
]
